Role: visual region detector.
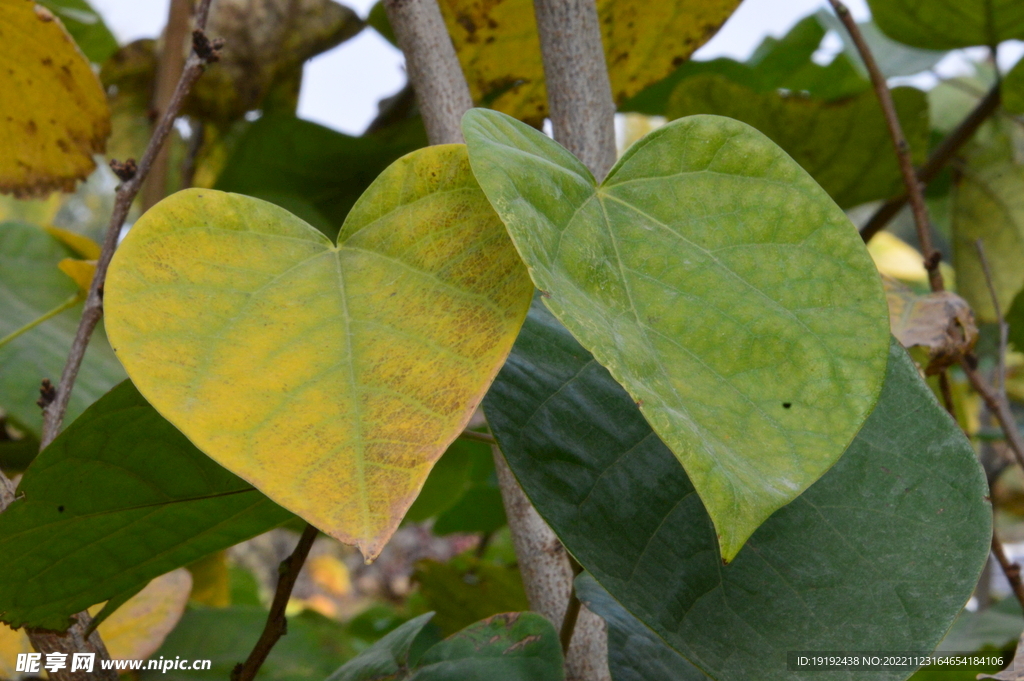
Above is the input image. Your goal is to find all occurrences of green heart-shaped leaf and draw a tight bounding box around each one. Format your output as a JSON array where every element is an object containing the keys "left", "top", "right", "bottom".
[
  {"left": 105, "top": 145, "right": 534, "bottom": 559},
  {"left": 463, "top": 109, "right": 890, "bottom": 560},
  {"left": 484, "top": 300, "right": 990, "bottom": 681}
]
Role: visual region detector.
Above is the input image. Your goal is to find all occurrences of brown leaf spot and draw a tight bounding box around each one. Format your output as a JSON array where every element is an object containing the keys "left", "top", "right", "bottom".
[{"left": 504, "top": 635, "right": 541, "bottom": 654}]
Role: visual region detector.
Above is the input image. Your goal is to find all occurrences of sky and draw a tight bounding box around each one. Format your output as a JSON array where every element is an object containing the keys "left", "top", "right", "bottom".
[{"left": 87, "top": 0, "right": 1022, "bottom": 136}]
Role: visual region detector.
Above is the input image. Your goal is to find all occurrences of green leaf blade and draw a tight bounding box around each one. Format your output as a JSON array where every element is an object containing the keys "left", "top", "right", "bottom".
[
  {"left": 484, "top": 300, "right": 991, "bottom": 681},
  {"left": 665, "top": 76, "right": 929, "bottom": 209},
  {"left": 464, "top": 109, "right": 891, "bottom": 560},
  {"left": 0, "top": 381, "right": 293, "bottom": 631},
  {"left": 0, "top": 222, "right": 125, "bottom": 437},
  {"left": 867, "top": 0, "right": 1024, "bottom": 49}
]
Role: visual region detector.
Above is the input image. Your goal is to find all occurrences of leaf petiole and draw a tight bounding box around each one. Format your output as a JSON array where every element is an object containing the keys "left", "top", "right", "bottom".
[{"left": 0, "top": 292, "right": 84, "bottom": 350}]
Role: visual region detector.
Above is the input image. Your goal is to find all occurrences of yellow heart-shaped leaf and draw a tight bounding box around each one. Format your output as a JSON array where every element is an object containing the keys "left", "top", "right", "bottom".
[
  {"left": 0, "top": 0, "right": 110, "bottom": 197},
  {"left": 105, "top": 145, "right": 533, "bottom": 559}
]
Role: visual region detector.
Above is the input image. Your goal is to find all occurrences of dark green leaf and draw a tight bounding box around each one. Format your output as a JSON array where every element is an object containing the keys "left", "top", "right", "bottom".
[
  {"left": 1008, "top": 290, "right": 1024, "bottom": 353},
  {"left": 0, "top": 381, "right": 293, "bottom": 631},
  {"left": 37, "top": 0, "right": 119, "bottom": 64},
  {"left": 327, "top": 611, "right": 564, "bottom": 681},
  {"left": 576, "top": 574, "right": 709, "bottom": 681},
  {"left": 413, "top": 556, "right": 529, "bottom": 636},
  {"left": 366, "top": 1, "right": 396, "bottom": 45},
  {"left": 326, "top": 613, "right": 438, "bottom": 681},
  {"left": 406, "top": 439, "right": 490, "bottom": 523},
  {"left": 139, "top": 606, "right": 354, "bottom": 681},
  {"left": 213, "top": 114, "right": 424, "bottom": 240},
  {"left": 666, "top": 76, "right": 929, "bottom": 208},
  {"left": 433, "top": 486, "right": 506, "bottom": 535},
  {"left": 484, "top": 300, "right": 991, "bottom": 681},
  {"left": 0, "top": 222, "right": 124, "bottom": 438},
  {"left": 1005, "top": 58, "right": 1024, "bottom": 114}
]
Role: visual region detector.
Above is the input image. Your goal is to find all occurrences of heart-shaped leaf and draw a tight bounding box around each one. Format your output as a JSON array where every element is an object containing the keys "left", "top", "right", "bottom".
[
  {"left": 484, "top": 300, "right": 991, "bottom": 681},
  {"left": 463, "top": 109, "right": 891, "bottom": 560},
  {"left": 105, "top": 144, "right": 533, "bottom": 559}
]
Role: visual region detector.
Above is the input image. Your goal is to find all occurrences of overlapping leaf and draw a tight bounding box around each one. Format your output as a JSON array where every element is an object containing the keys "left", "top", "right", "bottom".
[
  {"left": 484, "top": 300, "right": 991, "bottom": 681},
  {"left": 666, "top": 76, "right": 929, "bottom": 209},
  {"left": 0, "top": 381, "right": 293, "bottom": 631},
  {"left": 464, "top": 109, "right": 891, "bottom": 560},
  {"left": 952, "top": 157, "right": 1024, "bottom": 323},
  {"left": 105, "top": 145, "right": 534, "bottom": 559},
  {"left": 0, "top": 222, "right": 124, "bottom": 437},
  {"left": 867, "top": 0, "right": 1024, "bottom": 49},
  {"left": 327, "top": 611, "right": 564, "bottom": 681},
  {"left": 37, "top": 0, "right": 118, "bottom": 63},
  {"left": 214, "top": 114, "right": 425, "bottom": 240},
  {"left": 140, "top": 606, "right": 355, "bottom": 681},
  {"left": 0, "top": 569, "right": 191, "bottom": 672},
  {"left": 439, "top": 0, "right": 740, "bottom": 121},
  {"left": 413, "top": 556, "right": 528, "bottom": 636},
  {"left": 0, "top": 0, "right": 110, "bottom": 197},
  {"left": 623, "top": 14, "right": 867, "bottom": 115},
  {"left": 576, "top": 575, "right": 708, "bottom": 681}
]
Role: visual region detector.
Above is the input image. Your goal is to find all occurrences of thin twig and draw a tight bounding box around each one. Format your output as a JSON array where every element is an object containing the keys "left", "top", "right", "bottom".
[
  {"left": 20, "top": 8, "right": 221, "bottom": 675},
  {"left": 829, "top": 0, "right": 944, "bottom": 292},
  {"left": 382, "top": 0, "right": 472, "bottom": 144},
  {"left": 963, "top": 362, "right": 1024, "bottom": 472},
  {"left": 559, "top": 555, "right": 584, "bottom": 655},
  {"left": 938, "top": 372, "right": 957, "bottom": 418},
  {"left": 459, "top": 429, "right": 496, "bottom": 445},
  {"left": 976, "top": 239, "right": 1008, "bottom": 397},
  {"left": 38, "top": 3, "right": 222, "bottom": 449},
  {"left": 992, "top": 531, "right": 1024, "bottom": 612},
  {"left": 860, "top": 85, "right": 1001, "bottom": 242},
  {"left": 231, "top": 524, "right": 319, "bottom": 681}
]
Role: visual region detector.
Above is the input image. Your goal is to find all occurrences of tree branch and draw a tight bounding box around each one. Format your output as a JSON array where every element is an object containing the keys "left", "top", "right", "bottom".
[
  {"left": 860, "top": 84, "right": 1001, "bottom": 243},
  {"left": 39, "top": 2, "right": 222, "bottom": 449},
  {"left": 458, "top": 429, "right": 496, "bottom": 445},
  {"left": 493, "top": 449, "right": 610, "bottom": 681},
  {"left": 232, "top": 523, "right": 318, "bottom": 681},
  {"left": 992, "top": 532, "right": 1024, "bottom": 613},
  {"left": 532, "top": 0, "right": 616, "bottom": 180},
  {"left": 380, "top": 1, "right": 609, "bottom": 675},
  {"left": 20, "top": 5, "right": 222, "bottom": 676},
  {"left": 382, "top": 0, "right": 472, "bottom": 144},
  {"left": 829, "top": 0, "right": 944, "bottom": 292},
  {"left": 963, "top": 364, "right": 1024, "bottom": 472}
]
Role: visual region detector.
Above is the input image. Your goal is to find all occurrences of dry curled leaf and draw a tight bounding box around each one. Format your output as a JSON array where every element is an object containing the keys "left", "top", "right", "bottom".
[
  {"left": 883, "top": 276, "right": 978, "bottom": 375},
  {"left": 0, "top": 0, "right": 110, "bottom": 197}
]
